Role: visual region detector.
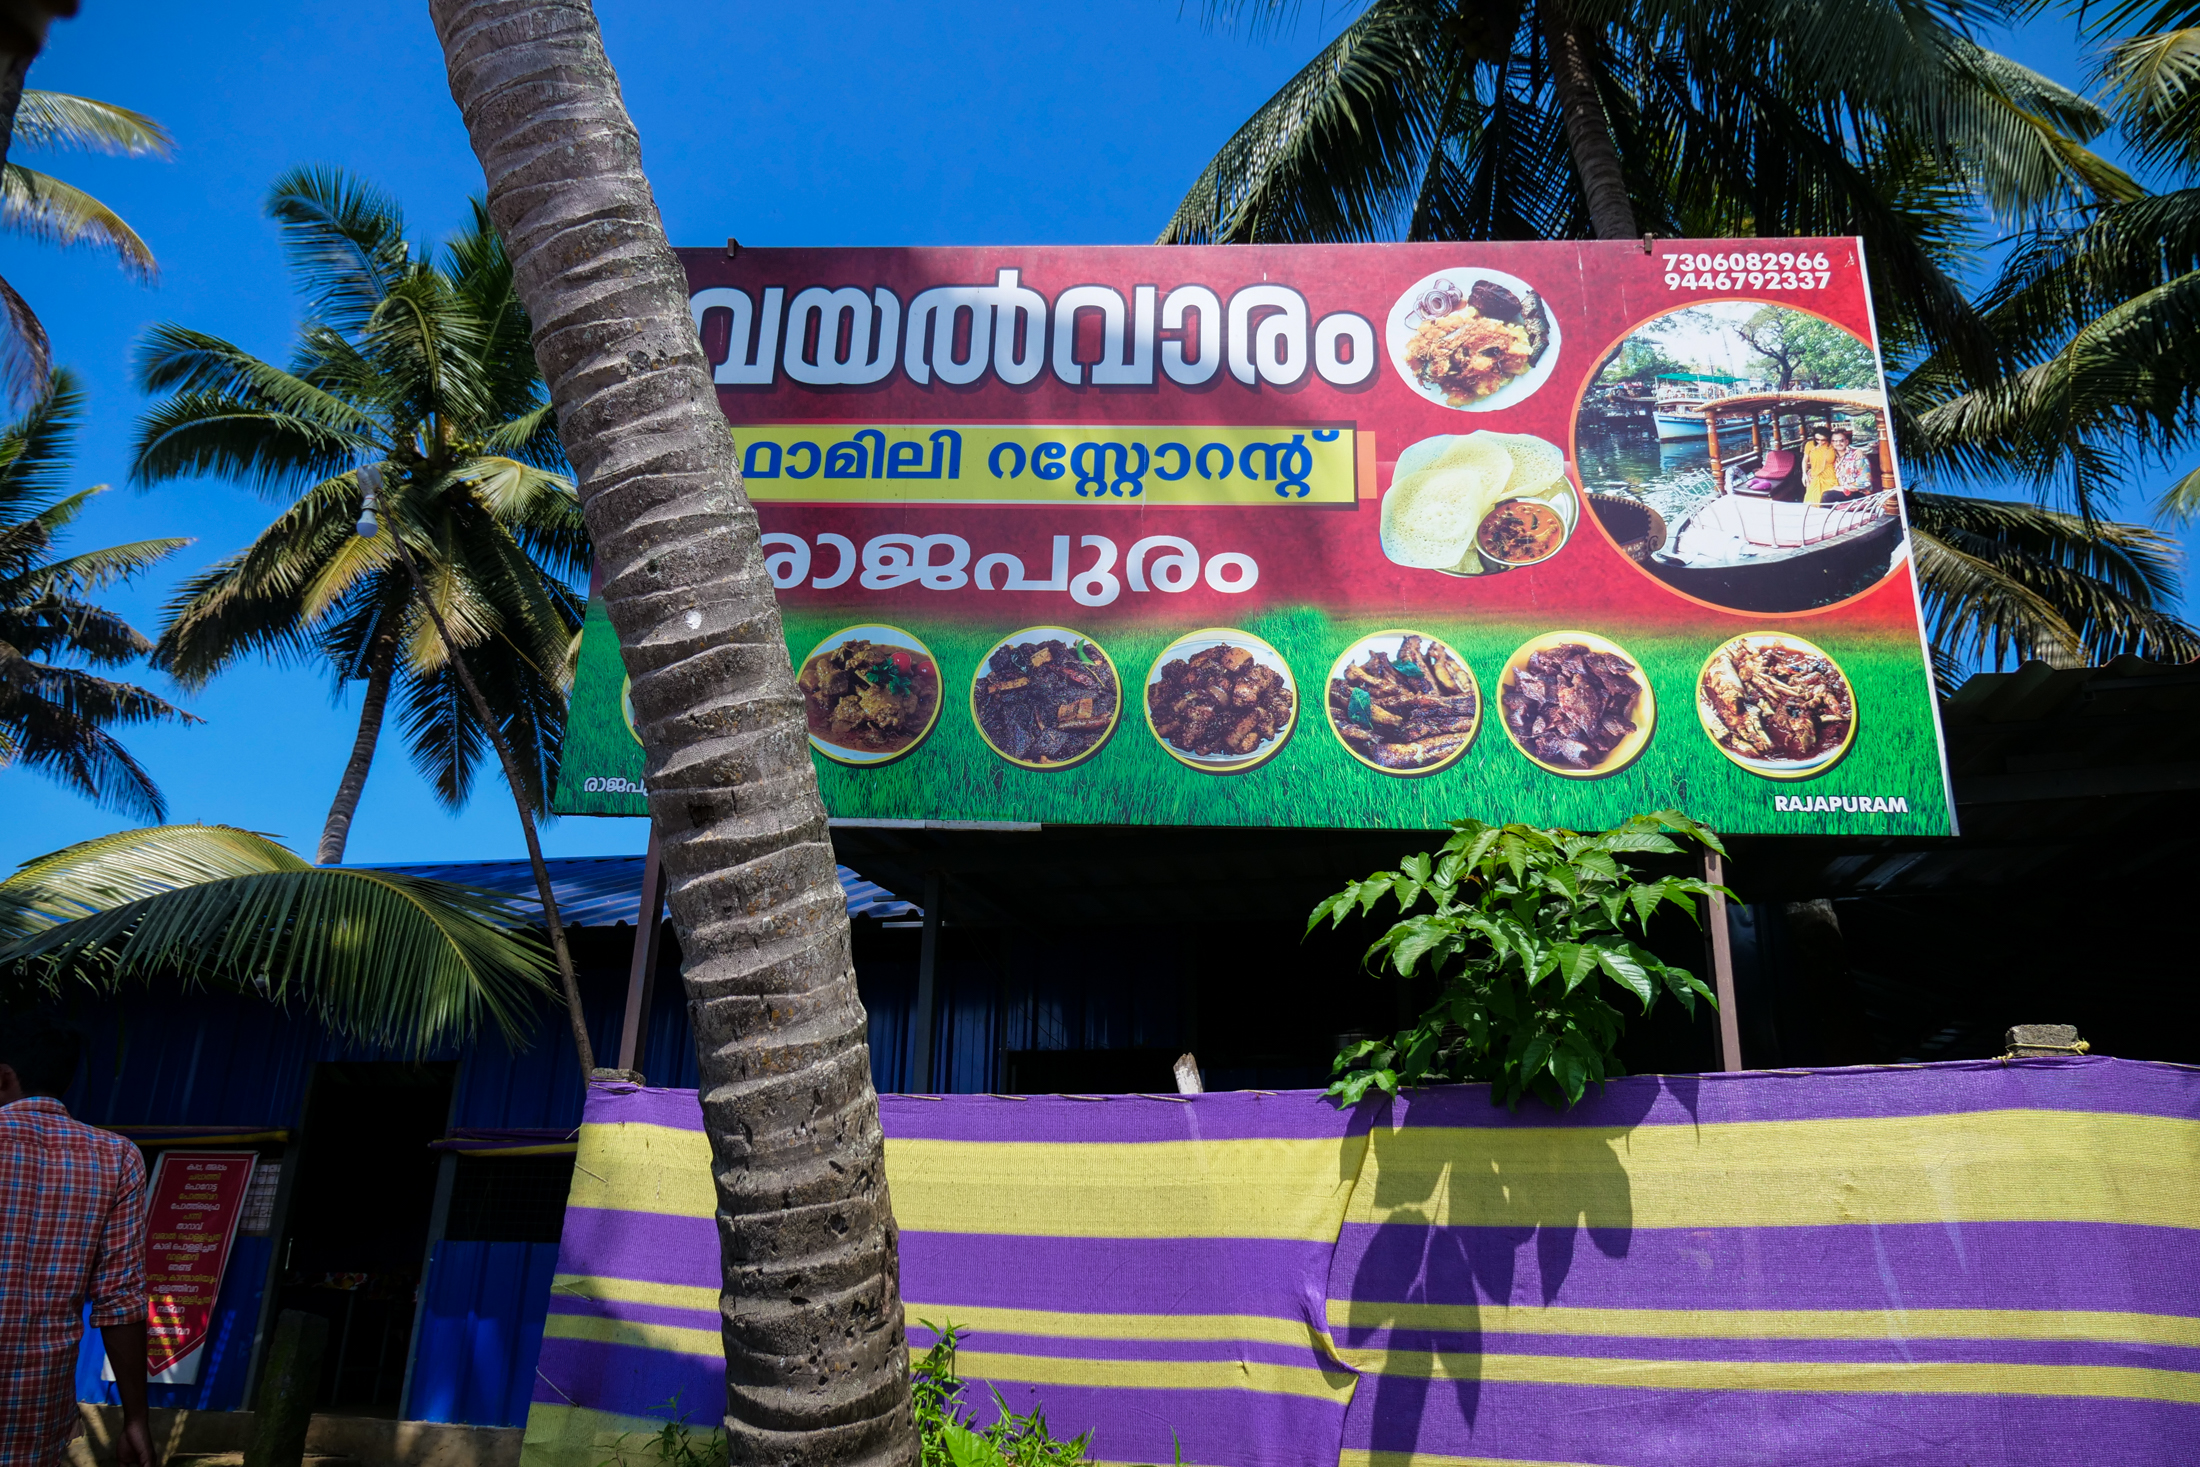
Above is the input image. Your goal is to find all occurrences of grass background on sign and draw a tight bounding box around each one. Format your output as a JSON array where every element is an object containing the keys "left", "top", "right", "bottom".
[{"left": 553, "top": 597, "right": 1952, "bottom": 834}]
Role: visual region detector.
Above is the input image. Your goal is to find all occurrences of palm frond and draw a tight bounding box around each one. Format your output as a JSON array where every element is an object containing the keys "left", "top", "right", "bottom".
[
  {"left": 265, "top": 165, "right": 411, "bottom": 338},
  {"left": 0, "top": 273, "right": 49, "bottom": 412},
  {"left": 10, "top": 92, "right": 173, "bottom": 158},
  {"left": 0, "top": 164, "right": 156, "bottom": 278},
  {"left": 0, "top": 823, "right": 556, "bottom": 1053},
  {"left": 0, "top": 650, "right": 191, "bottom": 821},
  {"left": 0, "top": 366, "right": 85, "bottom": 514}
]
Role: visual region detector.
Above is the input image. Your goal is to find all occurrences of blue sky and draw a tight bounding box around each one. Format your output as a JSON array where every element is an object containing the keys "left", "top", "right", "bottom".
[{"left": 0, "top": 1, "right": 2185, "bottom": 871}]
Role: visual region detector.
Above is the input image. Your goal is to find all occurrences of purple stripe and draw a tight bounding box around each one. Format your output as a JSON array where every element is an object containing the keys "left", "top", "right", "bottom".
[
  {"left": 901, "top": 1231, "right": 1333, "bottom": 1316},
  {"left": 1339, "top": 1328, "right": 2200, "bottom": 1372},
  {"left": 931, "top": 1329, "right": 1337, "bottom": 1372},
  {"left": 547, "top": 1295, "right": 720, "bottom": 1332},
  {"left": 531, "top": 1335, "right": 722, "bottom": 1415},
  {"left": 1331, "top": 1221, "right": 2200, "bottom": 1316},
  {"left": 1360, "top": 1055, "right": 2200, "bottom": 1129},
  {"left": 581, "top": 1082, "right": 708, "bottom": 1132},
  {"left": 1340, "top": 1376, "right": 2200, "bottom": 1467},
  {"left": 556, "top": 1206, "right": 720, "bottom": 1287},
  {"left": 961, "top": 1379, "right": 1347, "bottom": 1467},
  {"left": 880, "top": 1090, "right": 1362, "bottom": 1143}
]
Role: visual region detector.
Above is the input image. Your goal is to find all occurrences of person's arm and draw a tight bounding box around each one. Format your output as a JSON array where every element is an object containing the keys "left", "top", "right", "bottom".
[
  {"left": 98, "top": 1321, "right": 153, "bottom": 1466},
  {"left": 88, "top": 1147, "right": 153, "bottom": 1465}
]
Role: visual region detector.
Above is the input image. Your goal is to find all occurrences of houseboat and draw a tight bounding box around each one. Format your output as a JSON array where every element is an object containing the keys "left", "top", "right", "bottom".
[{"left": 1652, "top": 371, "right": 1749, "bottom": 440}]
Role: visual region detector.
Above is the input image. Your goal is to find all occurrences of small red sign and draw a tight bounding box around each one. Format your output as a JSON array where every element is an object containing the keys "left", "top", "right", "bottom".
[{"left": 142, "top": 1150, "right": 256, "bottom": 1376}]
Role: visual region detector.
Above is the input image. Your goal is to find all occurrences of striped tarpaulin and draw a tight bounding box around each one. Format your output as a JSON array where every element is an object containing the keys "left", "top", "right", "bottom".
[{"left": 522, "top": 1058, "right": 2199, "bottom": 1467}]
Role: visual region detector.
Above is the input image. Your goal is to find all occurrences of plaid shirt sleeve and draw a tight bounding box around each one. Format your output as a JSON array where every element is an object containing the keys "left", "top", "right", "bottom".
[{"left": 86, "top": 1142, "right": 147, "bottom": 1326}]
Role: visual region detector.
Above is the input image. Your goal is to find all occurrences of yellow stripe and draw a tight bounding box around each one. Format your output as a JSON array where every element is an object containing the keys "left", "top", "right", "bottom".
[
  {"left": 1336, "top": 1349, "right": 2200, "bottom": 1404},
  {"left": 903, "top": 1301, "right": 1330, "bottom": 1351},
  {"left": 551, "top": 1273, "right": 720, "bottom": 1313},
  {"left": 568, "top": 1122, "right": 716, "bottom": 1217},
  {"left": 887, "top": 1135, "right": 1367, "bottom": 1239},
  {"left": 540, "top": 1311, "right": 722, "bottom": 1358},
  {"left": 954, "top": 1348, "right": 1356, "bottom": 1402},
  {"left": 1346, "top": 1110, "right": 2200, "bottom": 1230},
  {"left": 1342, "top": 1452, "right": 1620, "bottom": 1467},
  {"left": 568, "top": 1127, "right": 1368, "bottom": 1241},
  {"left": 1324, "top": 1301, "right": 2200, "bottom": 1349}
]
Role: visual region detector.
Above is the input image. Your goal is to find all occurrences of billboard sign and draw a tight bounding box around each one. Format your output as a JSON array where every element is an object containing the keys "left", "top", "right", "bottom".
[{"left": 554, "top": 241, "right": 1953, "bottom": 835}]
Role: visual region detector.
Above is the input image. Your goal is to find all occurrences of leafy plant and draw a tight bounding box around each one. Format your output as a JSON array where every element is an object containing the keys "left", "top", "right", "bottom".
[
  {"left": 912, "top": 1321, "right": 1093, "bottom": 1467},
  {"left": 1309, "top": 811, "right": 1731, "bottom": 1109},
  {"left": 596, "top": 1396, "right": 727, "bottom": 1467}
]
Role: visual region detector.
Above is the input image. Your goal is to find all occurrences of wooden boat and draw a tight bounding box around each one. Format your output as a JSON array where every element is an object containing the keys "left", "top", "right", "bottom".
[
  {"left": 1651, "top": 372, "right": 1748, "bottom": 440},
  {"left": 1644, "top": 388, "right": 1907, "bottom": 612}
]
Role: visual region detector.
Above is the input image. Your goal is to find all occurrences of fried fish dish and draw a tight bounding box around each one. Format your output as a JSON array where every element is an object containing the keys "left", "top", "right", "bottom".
[
  {"left": 1329, "top": 635, "right": 1478, "bottom": 771},
  {"left": 1702, "top": 639, "right": 1853, "bottom": 763},
  {"left": 975, "top": 635, "right": 1118, "bottom": 767}
]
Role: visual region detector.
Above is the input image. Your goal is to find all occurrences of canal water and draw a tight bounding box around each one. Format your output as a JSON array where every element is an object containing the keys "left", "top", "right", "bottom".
[{"left": 1574, "top": 418, "right": 1754, "bottom": 537}]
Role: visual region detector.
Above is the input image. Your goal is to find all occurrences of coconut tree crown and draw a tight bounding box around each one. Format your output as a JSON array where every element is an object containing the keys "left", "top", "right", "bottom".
[{"left": 131, "top": 167, "right": 586, "bottom": 863}]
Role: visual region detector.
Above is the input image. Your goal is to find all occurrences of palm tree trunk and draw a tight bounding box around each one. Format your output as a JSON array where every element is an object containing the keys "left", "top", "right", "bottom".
[
  {"left": 1539, "top": 0, "right": 1639, "bottom": 241},
  {"left": 0, "top": 4, "right": 69, "bottom": 176},
  {"left": 427, "top": 7, "right": 916, "bottom": 1465},
  {"left": 317, "top": 628, "right": 398, "bottom": 866}
]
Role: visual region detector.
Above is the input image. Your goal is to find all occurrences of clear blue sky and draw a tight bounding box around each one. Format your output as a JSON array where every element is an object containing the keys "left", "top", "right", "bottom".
[{"left": 0, "top": 1, "right": 2184, "bottom": 871}]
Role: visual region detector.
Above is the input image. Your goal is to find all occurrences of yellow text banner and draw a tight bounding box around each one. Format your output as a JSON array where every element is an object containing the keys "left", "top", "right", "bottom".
[{"left": 736, "top": 423, "right": 1358, "bottom": 505}]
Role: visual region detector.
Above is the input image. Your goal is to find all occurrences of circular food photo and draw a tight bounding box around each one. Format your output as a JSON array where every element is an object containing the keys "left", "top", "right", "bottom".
[
  {"left": 1498, "top": 631, "right": 1656, "bottom": 777},
  {"left": 1145, "top": 629, "right": 1297, "bottom": 773},
  {"left": 1326, "top": 631, "right": 1480, "bottom": 776},
  {"left": 796, "top": 626, "right": 942, "bottom": 766},
  {"left": 970, "top": 627, "right": 1121, "bottom": 771},
  {"left": 1380, "top": 431, "right": 1578, "bottom": 577},
  {"left": 1386, "top": 267, "right": 1562, "bottom": 411},
  {"left": 1698, "top": 632, "right": 1857, "bottom": 778}
]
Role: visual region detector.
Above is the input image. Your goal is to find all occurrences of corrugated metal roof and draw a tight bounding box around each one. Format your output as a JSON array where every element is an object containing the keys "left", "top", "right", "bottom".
[{"left": 357, "top": 856, "right": 916, "bottom": 925}]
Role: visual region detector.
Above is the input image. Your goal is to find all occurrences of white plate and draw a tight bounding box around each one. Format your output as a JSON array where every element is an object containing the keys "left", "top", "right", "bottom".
[
  {"left": 1143, "top": 629, "right": 1298, "bottom": 772},
  {"left": 1385, "top": 266, "right": 1562, "bottom": 413}
]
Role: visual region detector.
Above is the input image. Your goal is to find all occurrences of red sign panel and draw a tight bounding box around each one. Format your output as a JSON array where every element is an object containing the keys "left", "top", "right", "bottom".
[{"left": 142, "top": 1150, "right": 255, "bottom": 1376}]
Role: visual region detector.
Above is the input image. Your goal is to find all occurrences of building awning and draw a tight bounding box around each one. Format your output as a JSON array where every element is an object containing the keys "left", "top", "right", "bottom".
[{"left": 358, "top": 856, "right": 917, "bottom": 925}]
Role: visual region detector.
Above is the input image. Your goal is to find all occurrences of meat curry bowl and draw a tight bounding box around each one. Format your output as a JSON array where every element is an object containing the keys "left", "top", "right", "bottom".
[
  {"left": 970, "top": 627, "right": 1122, "bottom": 771},
  {"left": 1144, "top": 629, "right": 1298, "bottom": 773},
  {"left": 1325, "top": 631, "right": 1481, "bottom": 776},
  {"left": 1496, "top": 630, "right": 1657, "bottom": 778},
  {"left": 796, "top": 625, "right": 943, "bottom": 765}
]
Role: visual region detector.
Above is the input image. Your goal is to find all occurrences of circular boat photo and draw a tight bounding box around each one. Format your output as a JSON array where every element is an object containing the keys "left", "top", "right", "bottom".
[
  {"left": 1145, "top": 629, "right": 1297, "bottom": 773},
  {"left": 970, "top": 627, "right": 1121, "bottom": 771},
  {"left": 1697, "top": 632, "right": 1858, "bottom": 779},
  {"left": 1575, "top": 301, "right": 1905, "bottom": 614},
  {"left": 796, "top": 625, "right": 943, "bottom": 766},
  {"left": 1325, "top": 631, "right": 1480, "bottom": 776},
  {"left": 1385, "top": 267, "right": 1562, "bottom": 412},
  {"left": 1497, "top": 631, "right": 1655, "bottom": 778}
]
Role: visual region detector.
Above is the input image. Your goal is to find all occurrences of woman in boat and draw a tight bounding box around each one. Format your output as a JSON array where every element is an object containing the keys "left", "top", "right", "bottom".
[
  {"left": 1802, "top": 427, "right": 1839, "bottom": 504},
  {"left": 1829, "top": 427, "right": 1874, "bottom": 500}
]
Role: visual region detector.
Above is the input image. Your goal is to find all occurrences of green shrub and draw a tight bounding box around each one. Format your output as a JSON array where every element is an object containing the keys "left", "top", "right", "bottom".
[
  {"left": 1311, "top": 811, "right": 1730, "bottom": 1109},
  {"left": 913, "top": 1321, "right": 1094, "bottom": 1467},
  {"left": 596, "top": 1397, "right": 728, "bottom": 1467}
]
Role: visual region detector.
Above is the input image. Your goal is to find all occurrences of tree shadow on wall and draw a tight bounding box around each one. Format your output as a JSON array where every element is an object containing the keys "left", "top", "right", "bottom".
[{"left": 1336, "top": 1074, "right": 1695, "bottom": 1455}]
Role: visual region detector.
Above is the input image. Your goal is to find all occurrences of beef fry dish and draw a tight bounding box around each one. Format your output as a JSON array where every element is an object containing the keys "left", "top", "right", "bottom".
[
  {"left": 798, "top": 639, "right": 939, "bottom": 754},
  {"left": 975, "top": 636, "right": 1118, "bottom": 766},
  {"left": 1329, "top": 635, "right": 1478, "bottom": 771},
  {"left": 1702, "top": 640, "right": 1853, "bottom": 763},
  {"left": 1503, "top": 642, "right": 1643, "bottom": 770},
  {"left": 1149, "top": 643, "right": 1294, "bottom": 759}
]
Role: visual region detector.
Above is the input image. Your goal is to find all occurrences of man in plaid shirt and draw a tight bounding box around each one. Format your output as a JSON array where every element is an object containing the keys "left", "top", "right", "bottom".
[{"left": 0, "top": 1016, "right": 152, "bottom": 1467}]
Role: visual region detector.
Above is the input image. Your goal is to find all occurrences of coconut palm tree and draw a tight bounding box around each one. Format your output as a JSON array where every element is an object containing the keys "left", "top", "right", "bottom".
[
  {"left": 131, "top": 167, "right": 585, "bottom": 869},
  {"left": 1161, "top": 0, "right": 2131, "bottom": 363},
  {"left": 0, "top": 822, "right": 556, "bottom": 1056},
  {"left": 0, "top": 87, "right": 172, "bottom": 407},
  {"left": 0, "top": 368, "right": 191, "bottom": 819},
  {"left": 430, "top": 3, "right": 917, "bottom": 1463},
  {"left": 1898, "top": 0, "right": 2200, "bottom": 523}
]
